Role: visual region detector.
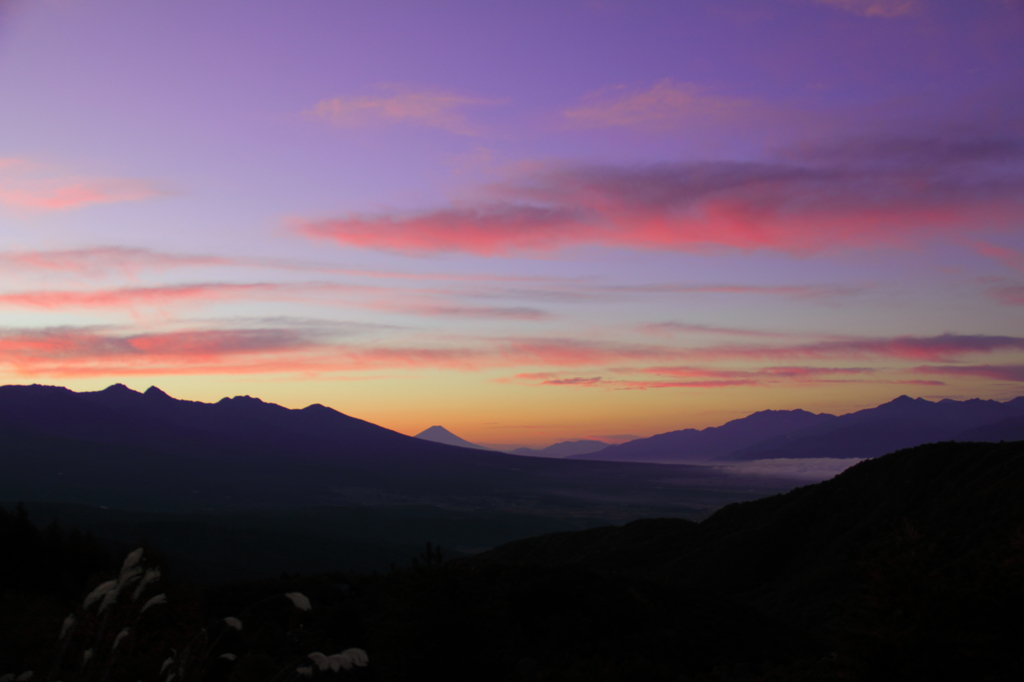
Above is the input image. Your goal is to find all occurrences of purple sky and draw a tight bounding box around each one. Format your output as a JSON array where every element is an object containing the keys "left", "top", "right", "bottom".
[{"left": 1, "top": 0, "right": 1022, "bottom": 447}]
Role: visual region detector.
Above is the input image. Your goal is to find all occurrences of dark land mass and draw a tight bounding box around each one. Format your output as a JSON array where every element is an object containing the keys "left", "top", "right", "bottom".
[
  {"left": 0, "top": 383, "right": 802, "bottom": 516},
  {"left": 472, "top": 440, "right": 1024, "bottom": 679},
  {"left": 511, "top": 439, "right": 610, "bottom": 458},
  {"left": 0, "top": 383, "right": 806, "bottom": 583},
  {"left": 3, "top": 441, "right": 1022, "bottom": 681},
  {"left": 569, "top": 394, "right": 1024, "bottom": 463}
]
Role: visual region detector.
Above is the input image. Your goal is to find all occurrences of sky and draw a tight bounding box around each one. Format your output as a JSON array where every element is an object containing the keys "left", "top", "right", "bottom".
[{"left": 1, "top": 0, "right": 1023, "bottom": 448}]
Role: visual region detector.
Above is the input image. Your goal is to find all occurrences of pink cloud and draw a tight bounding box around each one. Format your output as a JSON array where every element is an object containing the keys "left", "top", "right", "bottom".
[
  {"left": 306, "top": 86, "right": 496, "bottom": 135},
  {"left": 914, "top": 364, "right": 1024, "bottom": 382},
  {"left": 0, "top": 326, "right": 484, "bottom": 377},
  {"left": 296, "top": 205, "right": 589, "bottom": 256},
  {"left": 0, "top": 160, "right": 159, "bottom": 211},
  {"left": 990, "top": 285, "right": 1024, "bottom": 305},
  {"left": 296, "top": 132, "right": 1024, "bottom": 256},
  {"left": 975, "top": 242, "right": 1024, "bottom": 274},
  {"left": 2, "top": 324, "right": 1020, "bottom": 381},
  {"left": 612, "top": 284, "right": 862, "bottom": 299},
  {"left": 0, "top": 284, "right": 281, "bottom": 310},
  {"left": 0, "top": 247, "right": 229, "bottom": 276},
  {"left": 499, "top": 334, "right": 1024, "bottom": 369},
  {"left": 508, "top": 372, "right": 758, "bottom": 390},
  {"left": 634, "top": 365, "right": 874, "bottom": 379},
  {"left": 395, "top": 305, "right": 549, "bottom": 320},
  {"left": 508, "top": 365, "right": 938, "bottom": 390},
  {"left": 813, "top": 0, "right": 919, "bottom": 17},
  {"left": 640, "top": 322, "right": 793, "bottom": 338},
  {"left": 683, "top": 334, "right": 1024, "bottom": 363},
  {"left": 563, "top": 79, "right": 752, "bottom": 131},
  {"left": 0, "top": 281, "right": 553, "bottom": 321}
]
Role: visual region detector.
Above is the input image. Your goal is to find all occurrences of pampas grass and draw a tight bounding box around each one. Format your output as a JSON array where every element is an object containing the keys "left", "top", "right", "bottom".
[
  {"left": 284, "top": 593, "right": 311, "bottom": 612},
  {"left": 4, "top": 536, "right": 370, "bottom": 682}
]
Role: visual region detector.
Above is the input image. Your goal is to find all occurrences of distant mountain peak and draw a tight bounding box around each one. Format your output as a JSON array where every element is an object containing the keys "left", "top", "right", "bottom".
[
  {"left": 144, "top": 385, "right": 172, "bottom": 399},
  {"left": 419, "top": 425, "right": 455, "bottom": 437},
  {"left": 102, "top": 383, "right": 138, "bottom": 395},
  {"left": 415, "top": 425, "right": 491, "bottom": 451}
]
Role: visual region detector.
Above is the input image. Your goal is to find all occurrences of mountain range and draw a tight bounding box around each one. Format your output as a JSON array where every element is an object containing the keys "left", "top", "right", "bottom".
[
  {"left": 0, "top": 383, "right": 802, "bottom": 517},
  {"left": 511, "top": 439, "right": 610, "bottom": 458},
  {"left": 567, "top": 394, "right": 1024, "bottom": 463}
]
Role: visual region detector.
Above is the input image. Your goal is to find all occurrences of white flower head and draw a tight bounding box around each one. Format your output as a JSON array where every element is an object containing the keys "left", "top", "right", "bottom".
[
  {"left": 60, "top": 614, "right": 76, "bottom": 640},
  {"left": 83, "top": 580, "right": 117, "bottom": 609},
  {"left": 118, "top": 566, "right": 142, "bottom": 589},
  {"left": 285, "top": 592, "right": 311, "bottom": 611},
  {"left": 308, "top": 652, "right": 329, "bottom": 671},
  {"left": 223, "top": 616, "right": 243, "bottom": 631},
  {"left": 132, "top": 568, "right": 161, "bottom": 602},
  {"left": 121, "top": 548, "right": 144, "bottom": 574},
  {"left": 112, "top": 628, "right": 130, "bottom": 651},
  {"left": 295, "top": 667, "right": 313, "bottom": 678},
  {"left": 218, "top": 653, "right": 237, "bottom": 661},
  {"left": 333, "top": 649, "right": 368, "bottom": 670},
  {"left": 15, "top": 673, "right": 33, "bottom": 682},
  {"left": 141, "top": 593, "right": 167, "bottom": 614},
  {"left": 98, "top": 585, "right": 122, "bottom": 613}
]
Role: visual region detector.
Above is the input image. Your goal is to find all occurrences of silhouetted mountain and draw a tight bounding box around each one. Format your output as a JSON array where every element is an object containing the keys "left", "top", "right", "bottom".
[
  {"left": 718, "top": 394, "right": 1024, "bottom": 461},
  {"left": 512, "top": 439, "right": 609, "bottom": 458},
  {"left": 568, "top": 409, "right": 833, "bottom": 463},
  {"left": 414, "top": 425, "right": 491, "bottom": 450},
  {"left": 953, "top": 412, "right": 1024, "bottom": 442},
  {"left": 474, "top": 440, "right": 1024, "bottom": 678},
  {"left": 0, "top": 384, "right": 801, "bottom": 518}
]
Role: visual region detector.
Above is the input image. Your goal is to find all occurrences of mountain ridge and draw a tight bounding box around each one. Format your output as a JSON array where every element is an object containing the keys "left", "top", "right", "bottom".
[
  {"left": 0, "top": 383, "right": 801, "bottom": 517},
  {"left": 565, "top": 394, "right": 1024, "bottom": 464}
]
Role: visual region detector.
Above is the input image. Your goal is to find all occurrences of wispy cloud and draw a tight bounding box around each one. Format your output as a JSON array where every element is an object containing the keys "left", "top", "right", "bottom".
[
  {"left": 295, "top": 131, "right": 1024, "bottom": 256},
  {"left": 2, "top": 324, "right": 1018, "bottom": 380},
  {"left": 0, "top": 159, "right": 159, "bottom": 211},
  {"left": 306, "top": 86, "right": 496, "bottom": 135},
  {"left": 608, "top": 283, "right": 863, "bottom": 299},
  {"left": 640, "top": 322, "right": 793, "bottom": 338},
  {"left": 0, "top": 281, "right": 553, "bottom": 322},
  {"left": 0, "top": 325, "right": 478, "bottom": 377},
  {"left": 296, "top": 204, "right": 587, "bottom": 256},
  {"left": 990, "top": 285, "right": 1024, "bottom": 305},
  {"left": 633, "top": 365, "right": 874, "bottom": 379},
  {"left": 507, "top": 365, "right": 940, "bottom": 390},
  {"left": 914, "top": 364, "right": 1024, "bottom": 382},
  {"left": 681, "top": 334, "right": 1024, "bottom": 363},
  {"left": 0, "top": 247, "right": 229, "bottom": 276},
  {"left": 563, "top": 79, "right": 752, "bottom": 131},
  {"left": 812, "top": 0, "right": 919, "bottom": 17},
  {"left": 975, "top": 242, "right": 1024, "bottom": 272},
  {"left": 0, "top": 283, "right": 282, "bottom": 310}
]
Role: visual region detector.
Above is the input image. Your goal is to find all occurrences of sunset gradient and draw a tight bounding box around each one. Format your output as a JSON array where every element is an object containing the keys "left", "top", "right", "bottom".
[{"left": 1, "top": 0, "right": 1022, "bottom": 448}]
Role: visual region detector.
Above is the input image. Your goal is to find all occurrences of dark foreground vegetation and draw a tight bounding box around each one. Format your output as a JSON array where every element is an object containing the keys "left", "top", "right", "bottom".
[{"left": 3, "top": 440, "right": 1023, "bottom": 681}]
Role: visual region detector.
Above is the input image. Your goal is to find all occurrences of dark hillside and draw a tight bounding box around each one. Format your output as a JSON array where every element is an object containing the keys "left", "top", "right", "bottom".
[
  {"left": 479, "top": 440, "right": 1024, "bottom": 618},
  {"left": 475, "top": 441, "right": 1024, "bottom": 678}
]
